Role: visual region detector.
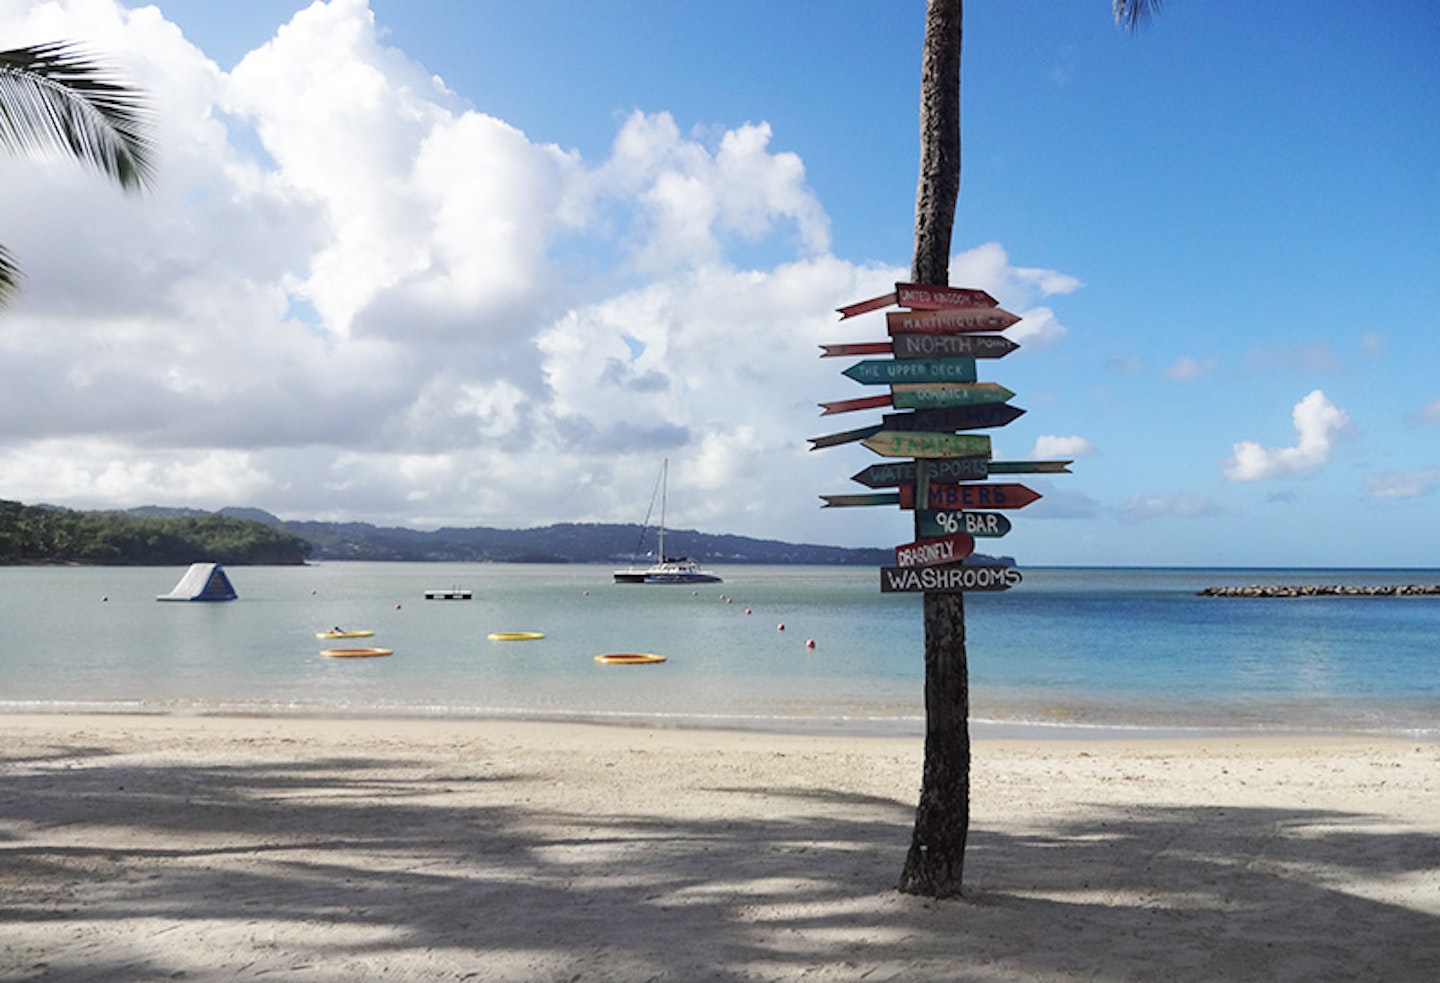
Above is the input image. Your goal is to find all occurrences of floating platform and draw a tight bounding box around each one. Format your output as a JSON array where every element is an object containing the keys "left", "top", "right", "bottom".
[{"left": 424, "top": 589, "right": 472, "bottom": 600}]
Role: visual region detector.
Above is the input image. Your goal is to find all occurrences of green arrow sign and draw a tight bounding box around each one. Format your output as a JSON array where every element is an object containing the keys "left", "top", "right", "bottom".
[
  {"left": 987, "top": 460, "right": 1072, "bottom": 474},
  {"left": 915, "top": 509, "right": 1013, "bottom": 539},
  {"left": 891, "top": 382, "right": 1014, "bottom": 410},
  {"left": 807, "top": 423, "right": 883, "bottom": 451},
  {"left": 819, "top": 492, "right": 899, "bottom": 508}
]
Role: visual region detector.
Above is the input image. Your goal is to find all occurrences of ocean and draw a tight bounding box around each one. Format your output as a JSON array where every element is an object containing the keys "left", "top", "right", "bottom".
[{"left": 2, "top": 563, "right": 1436, "bottom": 739}]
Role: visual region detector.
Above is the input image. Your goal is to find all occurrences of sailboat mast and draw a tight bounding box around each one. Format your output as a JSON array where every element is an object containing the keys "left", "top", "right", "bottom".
[{"left": 658, "top": 458, "right": 667, "bottom": 561}]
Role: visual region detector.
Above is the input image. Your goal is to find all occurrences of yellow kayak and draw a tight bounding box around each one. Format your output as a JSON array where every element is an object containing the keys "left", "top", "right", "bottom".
[
  {"left": 321, "top": 647, "right": 392, "bottom": 658},
  {"left": 594, "top": 652, "right": 666, "bottom": 665},
  {"left": 316, "top": 629, "right": 375, "bottom": 639},
  {"left": 488, "top": 631, "right": 545, "bottom": 641}
]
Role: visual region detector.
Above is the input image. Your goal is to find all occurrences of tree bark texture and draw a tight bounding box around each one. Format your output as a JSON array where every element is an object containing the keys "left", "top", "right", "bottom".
[
  {"left": 909, "top": 0, "right": 962, "bottom": 288},
  {"left": 898, "top": 0, "right": 970, "bottom": 900}
]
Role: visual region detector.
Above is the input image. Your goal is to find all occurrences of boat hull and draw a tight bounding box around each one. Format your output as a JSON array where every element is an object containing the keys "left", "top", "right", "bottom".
[{"left": 613, "top": 559, "right": 722, "bottom": 585}]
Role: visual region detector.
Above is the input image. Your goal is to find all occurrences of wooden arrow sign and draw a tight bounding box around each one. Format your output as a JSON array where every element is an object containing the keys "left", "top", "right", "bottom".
[
  {"left": 820, "top": 341, "right": 893, "bottom": 358},
  {"left": 861, "top": 431, "right": 992, "bottom": 459},
  {"left": 820, "top": 492, "right": 899, "bottom": 508},
  {"left": 851, "top": 457, "right": 1067, "bottom": 486},
  {"left": 822, "top": 383, "right": 1013, "bottom": 416},
  {"left": 916, "top": 509, "right": 1012, "bottom": 539},
  {"left": 836, "top": 291, "right": 897, "bottom": 320},
  {"left": 988, "top": 460, "right": 1073, "bottom": 474},
  {"left": 882, "top": 402, "right": 1026, "bottom": 432},
  {"left": 819, "top": 393, "right": 893, "bottom": 416},
  {"left": 895, "top": 282, "right": 998, "bottom": 310},
  {"left": 880, "top": 563, "right": 1022, "bottom": 594},
  {"left": 887, "top": 308, "right": 1020, "bottom": 335},
  {"left": 851, "top": 456, "right": 989, "bottom": 488},
  {"left": 891, "top": 382, "right": 1014, "bottom": 410},
  {"left": 893, "top": 333, "right": 1019, "bottom": 360},
  {"left": 807, "top": 423, "right": 883, "bottom": 450},
  {"left": 898, "top": 482, "right": 1041, "bottom": 510},
  {"left": 894, "top": 531, "right": 976, "bottom": 569},
  {"left": 843, "top": 357, "right": 977, "bottom": 386}
]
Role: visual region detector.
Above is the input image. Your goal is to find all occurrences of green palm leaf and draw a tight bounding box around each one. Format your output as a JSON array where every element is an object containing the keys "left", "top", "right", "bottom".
[
  {"left": 0, "top": 41, "right": 154, "bottom": 189},
  {"left": 0, "top": 244, "right": 18, "bottom": 306},
  {"left": 1113, "top": 0, "right": 1163, "bottom": 33},
  {"left": 1, "top": 41, "right": 154, "bottom": 306}
]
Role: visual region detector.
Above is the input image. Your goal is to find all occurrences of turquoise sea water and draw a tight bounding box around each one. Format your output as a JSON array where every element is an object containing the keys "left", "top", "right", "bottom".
[{"left": 1, "top": 563, "right": 1436, "bottom": 738}]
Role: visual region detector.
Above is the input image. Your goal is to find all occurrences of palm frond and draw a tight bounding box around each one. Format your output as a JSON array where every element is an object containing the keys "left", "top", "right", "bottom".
[
  {"left": 1113, "top": 0, "right": 1163, "bottom": 33},
  {"left": 0, "top": 40, "right": 155, "bottom": 191},
  {"left": 0, "top": 245, "right": 20, "bottom": 307}
]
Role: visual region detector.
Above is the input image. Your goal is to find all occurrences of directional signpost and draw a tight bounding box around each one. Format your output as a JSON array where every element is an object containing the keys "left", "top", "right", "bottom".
[{"left": 816, "top": 281, "right": 1073, "bottom": 598}]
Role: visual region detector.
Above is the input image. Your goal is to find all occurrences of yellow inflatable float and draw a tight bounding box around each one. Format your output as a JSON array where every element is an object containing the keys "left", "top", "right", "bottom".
[
  {"left": 316, "top": 629, "right": 375, "bottom": 639},
  {"left": 320, "top": 647, "right": 393, "bottom": 658},
  {"left": 593, "top": 652, "right": 666, "bottom": 665},
  {"left": 487, "top": 631, "right": 545, "bottom": 641}
]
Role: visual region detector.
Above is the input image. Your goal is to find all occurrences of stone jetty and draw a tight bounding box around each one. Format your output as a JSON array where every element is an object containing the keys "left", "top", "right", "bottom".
[{"left": 1198, "top": 584, "right": 1440, "bottom": 598}]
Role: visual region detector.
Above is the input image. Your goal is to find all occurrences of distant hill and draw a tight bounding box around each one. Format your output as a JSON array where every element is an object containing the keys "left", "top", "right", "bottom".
[
  {"left": 277, "top": 516, "right": 891, "bottom": 565},
  {"left": 0, "top": 501, "right": 311, "bottom": 565},
  {"left": 105, "top": 505, "right": 891, "bottom": 564},
  {"left": 3, "top": 499, "right": 1012, "bottom": 567}
]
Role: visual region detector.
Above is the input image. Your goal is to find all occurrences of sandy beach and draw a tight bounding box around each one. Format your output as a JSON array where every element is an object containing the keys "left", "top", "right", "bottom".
[{"left": 1, "top": 715, "right": 1435, "bottom": 982}]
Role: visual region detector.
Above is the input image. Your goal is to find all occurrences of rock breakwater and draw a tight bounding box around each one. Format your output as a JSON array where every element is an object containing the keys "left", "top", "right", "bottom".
[{"left": 1198, "top": 584, "right": 1440, "bottom": 598}]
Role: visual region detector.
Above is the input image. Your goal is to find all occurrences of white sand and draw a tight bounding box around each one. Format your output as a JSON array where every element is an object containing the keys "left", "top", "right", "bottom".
[{"left": 1, "top": 714, "right": 1436, "bottom": 982}]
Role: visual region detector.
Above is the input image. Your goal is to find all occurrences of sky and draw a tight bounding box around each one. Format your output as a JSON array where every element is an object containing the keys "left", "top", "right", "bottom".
[{"left": 1, "top": 0, "right": 1438, "bottom": 567}]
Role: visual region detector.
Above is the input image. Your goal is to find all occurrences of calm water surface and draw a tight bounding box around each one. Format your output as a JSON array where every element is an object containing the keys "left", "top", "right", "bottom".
[{"left": 2, "top": 563, "right": 1436, "bottom": 737}]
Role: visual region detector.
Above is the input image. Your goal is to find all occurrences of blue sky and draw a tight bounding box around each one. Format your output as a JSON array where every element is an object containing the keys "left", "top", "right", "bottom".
[{"left": 1, "top": 1, "right": 1437, "bottom": 566}]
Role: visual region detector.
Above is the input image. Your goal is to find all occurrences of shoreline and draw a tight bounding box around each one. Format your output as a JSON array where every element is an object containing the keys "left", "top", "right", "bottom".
[
  {"left": 3, "top": 713, "right": 1436, "bottom": 981},
  {"left": 4, "top": 703, "right": 1435, "bottom": 743}
]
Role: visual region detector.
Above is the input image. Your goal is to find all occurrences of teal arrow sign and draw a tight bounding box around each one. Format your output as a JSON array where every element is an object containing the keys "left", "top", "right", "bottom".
[{"left": 842, "top": 357, "right": 977, "bottom": 386}]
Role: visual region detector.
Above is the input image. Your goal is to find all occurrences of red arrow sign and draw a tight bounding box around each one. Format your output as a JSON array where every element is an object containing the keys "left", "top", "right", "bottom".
[
  {"left": 898, "top": 482, "right": 1041, "bottom": 510},
  {"left": 887, "top": 308, "right": 1020, "bottom": 335},
  {"left": 894, "top": 532, "right": 976, "bottom": 569},
  {"left": 818, "top": 393, "right": 893, "bottom": 416},
  {"left": 896, "top": 282, "right": 998, "bottom": 310},
  {"left": 820, "top": 341, "right": 894, "bottom": 358},
  {"left": 836, "top": 291, "right": 897, "bottom": 320}
]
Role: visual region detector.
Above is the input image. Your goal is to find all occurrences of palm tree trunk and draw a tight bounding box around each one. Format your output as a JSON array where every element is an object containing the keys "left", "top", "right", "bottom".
[{"left": 897, "top": 0, "right": 969, "bottom": 900}]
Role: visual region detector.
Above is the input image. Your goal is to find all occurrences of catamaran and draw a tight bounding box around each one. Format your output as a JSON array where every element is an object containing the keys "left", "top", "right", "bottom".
[{"left": 613, "top": 460, "right": 722, "bottom": 585}]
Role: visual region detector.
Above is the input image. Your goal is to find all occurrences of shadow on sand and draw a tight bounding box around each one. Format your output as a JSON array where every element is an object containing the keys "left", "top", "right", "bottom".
[{"left": 2, "top": 738, "right": 1435, "bottom": 982}]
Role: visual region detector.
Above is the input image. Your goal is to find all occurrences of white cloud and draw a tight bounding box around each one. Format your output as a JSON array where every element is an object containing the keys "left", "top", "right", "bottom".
[
  {"left": 0, "top": 0, "right": 1078, "bottom": 547},
  {"left": 1365, "top": 468, "right": 1439, "bottom": 500},
  {"left": 1165, "top": 355, "right": 1215, "bottom": 381},
  {"left": 1413, "top": 398, "right": 1440, "bottom": 424},
  {"left": 1029, "top": 435, "right": 1095, "bottom": 459},
  {"left": 1117, "top": 492, "right": 1227, "bottom": 523},
  {"left": 1223, "top": 390, "right": 1352, "bottom": 482}
]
